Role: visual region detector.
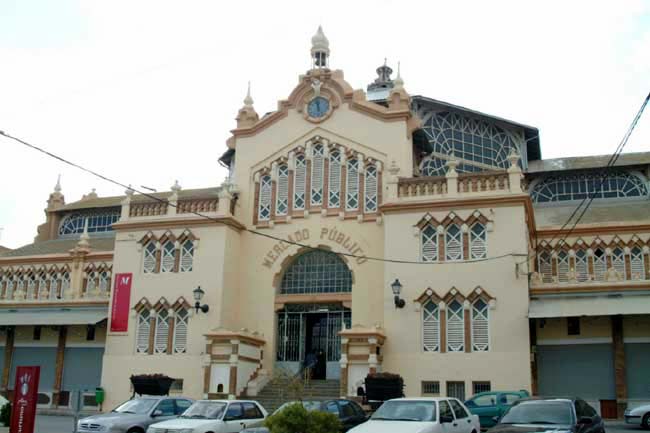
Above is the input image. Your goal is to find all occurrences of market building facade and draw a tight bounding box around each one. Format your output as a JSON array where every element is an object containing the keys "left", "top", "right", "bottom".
[{"left": 1, "top": 27, "right": 648, "bottom": 418}]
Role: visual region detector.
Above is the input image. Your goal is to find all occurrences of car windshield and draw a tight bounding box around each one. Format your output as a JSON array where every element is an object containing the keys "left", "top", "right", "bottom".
[
  {"left": 180, "top": 401, "right": 227, "bottom": 419},
  {"left": 500, "top": 401, "right": 573, "bottom": 425},
  {"left": 274, "top": 401, "right": 323, "bottom": 414},
  {"left": 113, "top": 398, "right": 157, "bottom": 414},
  {"left": 371, "top": 401, "right": 436, "bottom": 422}
]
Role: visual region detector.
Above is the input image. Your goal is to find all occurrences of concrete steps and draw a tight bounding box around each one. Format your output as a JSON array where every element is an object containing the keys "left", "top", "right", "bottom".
[{"left": 252, "top": 379, "right": 341, "bottom": 413}]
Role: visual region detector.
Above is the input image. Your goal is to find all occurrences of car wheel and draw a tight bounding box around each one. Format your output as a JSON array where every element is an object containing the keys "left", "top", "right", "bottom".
[{"left": 642, "top": 414, "right": 650, "bottom": 430}]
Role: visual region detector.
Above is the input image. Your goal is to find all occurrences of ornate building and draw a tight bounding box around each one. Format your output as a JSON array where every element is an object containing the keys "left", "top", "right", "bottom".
[{"left": 1, "top": 27, "right": 648, "bottom": 418}]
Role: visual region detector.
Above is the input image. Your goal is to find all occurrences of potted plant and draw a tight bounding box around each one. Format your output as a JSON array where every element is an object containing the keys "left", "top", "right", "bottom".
[{"left": 130, "top": 374, "right": 174, "bottom": 396}]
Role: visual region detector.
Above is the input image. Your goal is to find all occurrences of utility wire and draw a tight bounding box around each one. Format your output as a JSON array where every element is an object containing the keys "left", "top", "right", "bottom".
[{"left": 0, "top": 130, "right": 528, "bottom": 265}]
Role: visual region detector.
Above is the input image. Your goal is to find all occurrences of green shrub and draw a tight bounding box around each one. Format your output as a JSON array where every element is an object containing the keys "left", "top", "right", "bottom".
[
  {"left": 264, "top": 402, "right": 342, "bottom": 433},
  {"left": 0, "top": 402, "right": 10, "bottom": 427}
]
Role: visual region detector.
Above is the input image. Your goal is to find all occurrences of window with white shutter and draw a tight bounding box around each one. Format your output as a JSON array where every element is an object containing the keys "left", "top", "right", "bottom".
[
  {"left": 311, "top": 145, "right": 324, "bottom": 206},
  {"left": 471, "top": 299, "right": 489, "bottom": 351},
  {"left": 161, "top": 241, "right": 176, "bottom": 273},
  {"left": 136, "top": 310, "right": 151, "bottom": 354},
  {"left": 612, "top": 247, "right": 626, "bottom": 277},
  {"left": 173, "top": 308, "right": 189, "bottom": 354},
  {"left": 538, "top": 251, "right": 553, "bottom": 282},
  {"left": 276, "top": 164, "right": 289, "bottom": 216},
  {"left": 469, "top": 223, "right": 486, "bottom": 259},
  {"left": 422, "top": 301, "right": 440, "bottom": 352},
  {"left": 26, "top": 274, "right": 36, "bottom": 299},
  {"left": 293, "top": 155, "right": 306, "bottom": 210},
  {"left": 630, "top": 246, "right": 645, "bottom": 279},
  {"left": 445, "top": 224, "right": 463, "bottom": 261},
  {"left": 180, "top": 240, "right": 194, "bottom": 272},
  {"left": 575, "top": 249, "right": 588, "bottom": 282},
  {"left": 49, "top": 274, "right": 59, "bottom": 300},
  {"left": 446, "top": 300, "right": 465, "bottom": 352},
  {"left": 99, "top": 271, "right": 110, "bottom": 294},
  {"left": 154, "top": 310, "right": 170, "bottom": 354},
  {"left": 557, "top": 250, "right": 569, "bottom": 282},
  {"left": 61, "top": 272, "right": 70, "bottom": 296},
  {"left": 143, "top": 242, "right": 157, "bottom": 274},
  {"left": 86, "top": 271, "right": 96, "bottom": 294},
  {"left": 593, "top": 248, "right": 607, "bottom": 281},
  {"left": 421, "top": 225, "right": 438, "bottom": 262},
  {"left": 36, "top": 272, "right": 47, "bottom": 299},
  {"left": 328, "top": 151, "right": 341, "bottom": 208},
  {"left": 346, "top": 158, "right": 359, "bottom": 211},
  {"left": 258, "top": 175, "right": 272, "bottom": 221},
  {"left": 364, "top": 165, "right": 378, "bottom": 213}
]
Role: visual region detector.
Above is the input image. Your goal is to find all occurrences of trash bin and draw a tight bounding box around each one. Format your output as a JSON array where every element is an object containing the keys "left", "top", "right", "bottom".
[{"left": 95, "top": 387, "right": 105, "bottom": 408}]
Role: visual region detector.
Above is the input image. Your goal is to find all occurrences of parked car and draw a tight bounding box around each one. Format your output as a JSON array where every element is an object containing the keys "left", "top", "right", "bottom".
[
  {"left": 490, "top": 397, "right": 604, "bottom": 433},
  {"left": 78, "top": 395, "right": 194, "bottom": 433},
  {"left": 625, "top": 403, "right": 650, "bottom": 429},
  {"left": 464, "top": 390, "right": 529, "bottom": 429},
  {"left": 146, "top": 399, "right": 267, "bottom": 433},
  {"left": 348, "top": 397, "right": 480, "bottom": 433},
  {"left": 241, "top": 399, "right": 368, "bottom": 433}
]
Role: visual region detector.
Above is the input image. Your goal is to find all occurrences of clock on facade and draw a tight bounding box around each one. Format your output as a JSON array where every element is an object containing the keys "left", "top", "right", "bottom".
[{"left": 307, "top": 96, "right": 330, "bottom": 118}]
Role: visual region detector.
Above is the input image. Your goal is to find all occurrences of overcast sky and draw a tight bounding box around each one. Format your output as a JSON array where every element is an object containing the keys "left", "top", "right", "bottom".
[{"left": 1, "top": 0, "right": 649, "bottom": 248}]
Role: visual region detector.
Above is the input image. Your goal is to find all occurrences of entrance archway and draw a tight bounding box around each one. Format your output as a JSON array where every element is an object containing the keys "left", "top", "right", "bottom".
[{"left": 275, "top": 250, "right": 352, "bottom": 380}]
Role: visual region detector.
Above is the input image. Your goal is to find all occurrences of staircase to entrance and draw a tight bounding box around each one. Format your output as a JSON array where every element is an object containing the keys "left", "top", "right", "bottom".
[{"left": 251, "top": 378, "right": 341, "bottom": 413}]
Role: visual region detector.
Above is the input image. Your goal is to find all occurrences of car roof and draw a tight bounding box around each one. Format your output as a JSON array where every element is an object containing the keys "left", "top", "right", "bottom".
[
  {"left": 471, "top": 391, "right": 527, "bottom": 398},
  {"left": 195, "top": 399, "right": 260, "bottom": 403},
  {"left": 516, "top": 397, "right": 576, "bottom": 403},
  {"left": 389, "top": 397, "right": 457, "bottom": 402}
]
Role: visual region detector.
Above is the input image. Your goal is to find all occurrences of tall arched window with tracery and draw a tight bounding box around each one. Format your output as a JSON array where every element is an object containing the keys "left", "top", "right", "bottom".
[
  {"left": 471, "top": 299, "right": 489, "bottom": 351},
  {"left": 311, "top": 145, "right": 325, "bottom": 206},
  {"left": 258, "top": 175, "right": 272, "bottom": 221},
  {"left": 136, "top": 309, "right": 152, "bottom": 354},
  {"left": 445, "top": 224, "right": 463, "bottom": 261},
  {"left": 161, "top": 241, "right": 176, "bottom": 273},
  {"left": 346, "top": 158, "right": 359, "bottom": 211},
  {"left": 143, "top": 242, "right": 157, "bottom": 274},
  {"left": 557, "top": 250, "right": 570, "bottom": 283},
  {"left": 154, "top": 309, "right": 171, "bottom": 354},
  {"left": 537, "top": 251, "right": 553, "bottom": 283},
  {"left": 293, "top": 155, "right": 307, "bottom": 210},
  {"left": 328, "top": 150, "right": 342, "bottom": 208},
  {"left": 173, "top": 308, "right": 189, "bottom": 354},
  {"left": 364, "top": 165, "right": 378, "bottom": 213},
  {"left": 531, "top": 172, "right": 648, "bottom": 203},
  {"left": 180, "top": 239, "right": 194, "bottom": 272},
  {"left": 630, "top": 247, "right": 645, "bottom": 279},
  {"left": 469, "top": 223, "right": 487, "bottom": 259},
  {"left": 446, "top": 300, "right": 465, "bottom": 352},
  {"left": 276, "top": 164, "right": 289, "bottom": 216},
  {"left": 422, "top": 301, "right": 440, "bottom": 352},
  {"left": 421, "top": 225, "right": 438, "bottom": 262},
  {"left": 575, "top": 249, "right": 589, "bottom": 282}
]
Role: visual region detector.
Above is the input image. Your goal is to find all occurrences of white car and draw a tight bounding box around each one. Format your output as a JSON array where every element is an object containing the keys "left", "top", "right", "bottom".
[
  {"left": 147, "top": 399, "right": 268, "bottom": 433},
  {"left": 349, "top": 397, "right": 480, "bottom": 433},
  {"left": 625, "top": 403, "right": 650, "bottom": 430}
]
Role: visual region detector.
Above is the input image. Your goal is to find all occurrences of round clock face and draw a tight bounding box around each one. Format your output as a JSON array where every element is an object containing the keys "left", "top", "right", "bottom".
[{"left": 307, "top": 97, "right": 330, "bottom": 118}]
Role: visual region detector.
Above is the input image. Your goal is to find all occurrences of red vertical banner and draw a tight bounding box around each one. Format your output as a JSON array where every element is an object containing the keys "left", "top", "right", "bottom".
[
  {"left": 110, "top": 272, "right": 133, "bottom": 332},
  {"left": 10, "top": 366, "right": 40, "bottom": 433}
]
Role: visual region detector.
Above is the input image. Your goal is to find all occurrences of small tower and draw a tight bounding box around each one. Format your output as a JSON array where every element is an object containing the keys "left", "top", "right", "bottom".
[
  {"left": 236, "top": 82, "right": 259, "bottom": 129},
  {"left": 311, "top": 25, "right": 330, "bottom": 69},
  {"left": 47, "top": 175, "right": 65, "bottom": 210},
  {"left": 367, "top": 59, "right": 394, "bottom": 93}
]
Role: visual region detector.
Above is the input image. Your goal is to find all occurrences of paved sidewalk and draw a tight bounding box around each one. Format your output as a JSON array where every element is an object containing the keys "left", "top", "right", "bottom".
[
  {"left": 605, "top": 419, "right": 644, "bottom": 433},
  {"left": 35, "top": 415, "right": 75, "bottom": 433}
]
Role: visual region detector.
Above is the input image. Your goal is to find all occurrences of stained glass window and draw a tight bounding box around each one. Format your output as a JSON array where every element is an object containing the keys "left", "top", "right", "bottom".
[
  {"left": 58, "top": 208, "right": 121, "bottom": 237},
  {"left": 531, "top": 172, "right": 648, "bottom": 203},
  {"left": 280, "top": 250, "right": 352, "bottom": 295}
]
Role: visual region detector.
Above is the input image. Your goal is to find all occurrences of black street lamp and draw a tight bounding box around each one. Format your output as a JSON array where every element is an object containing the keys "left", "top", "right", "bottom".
[
  {"left": 192, "top": 286, "right": 209, "bottom": 314},
  {"left": 391, "top": 279, "right": 405, "bottom": 309}
]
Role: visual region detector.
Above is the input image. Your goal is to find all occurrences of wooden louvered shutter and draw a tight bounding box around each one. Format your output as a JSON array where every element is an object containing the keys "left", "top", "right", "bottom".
[
  {"left": 346, "top": 159, "right": 359, "bottom": 211},
  {"left": 612, "top": 247, "right": 626, "bottom": 277},
  {"left": 161, "top": 241, "right": 176, "bottom": 273},
  {"left": 423, "top": 301, "right": 440, "bottom": 352},
  {"left": 471, "top": 299, "right": 489, "bottom": 351},
  {"left": 445, "top": 224, "right": 463, "bottom": 261},
  {"left": 575, "top": 250, "right": 589, "bottom": 282},
  {"left": 154, "top": 310, "right": 170, "bottom": 354},
  {"left": 630, "top": 247, "right": 645, "bottom": 279},
  {"left": 180, "top": 240, "right": 194, "bottom": 272},
  {"left": 328, "top": 151, "right": 341, "bottom": 208},
  {"left": 446, "top": 301, "right": 465, "bottom": 352},
  {"left": 421, "top": 225, "right": 438, "bottom": 262},
  {"left": 593, "top": 249, "right": 607, "bottom": 281},
  {"left": 311, "top": 146, "right": 324, "bottom": 206},
  {"left": 136, "top": 310, "right": 151, "bottom": 354},
  {"left": 173, "top": 309, "right": 189, "bottom": 354},
  {"left": 538, "top": 251, "right": 553, "bottom": 282},
  {"left": 557, "top": 251, "right": 570, "bottom": 282},
  {"left": 143, "top": 242, "right": 157, "bottom": 273},
  {"left": 364, "top": 165, "right": 378, "bottom": 213},
  {"left": 294, "top": 156, "right": 306, "bottom": 210},
  {"left": 276, "top": 164, "right": 289, "bottom": 215},
  {"left": 258, "top": 175, "right": 272, "bottom": 221},
  {"left": 469, "top": 223, "right": 487, "bottom": 259}
]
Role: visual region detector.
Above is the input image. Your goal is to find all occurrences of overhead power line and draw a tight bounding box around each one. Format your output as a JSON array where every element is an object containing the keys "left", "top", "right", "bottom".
[{"left": 0, "top": 130, "right": 527, "bottom": 266}]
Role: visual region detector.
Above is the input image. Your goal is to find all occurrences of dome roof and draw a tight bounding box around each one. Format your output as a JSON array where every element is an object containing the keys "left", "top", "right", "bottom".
[{"left": 311, "top": 25, "right": 330, "bottom": 53}]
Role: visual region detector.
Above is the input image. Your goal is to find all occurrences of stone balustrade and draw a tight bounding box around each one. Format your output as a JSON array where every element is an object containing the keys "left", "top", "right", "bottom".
[
  {"left": 398, "top": 171, "right": 516, "bottom": 198},
  {"left": 177, "top": 198, "right": 219, "bottom": 214},
  {"left": 129, "top": 201, "right": 168, "bottom": 217}
]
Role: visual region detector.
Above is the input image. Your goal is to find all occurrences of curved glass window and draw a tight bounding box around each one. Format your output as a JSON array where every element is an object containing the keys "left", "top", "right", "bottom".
[
  {"left": 531, "top": 172, "right": 648, "bottom": 203},
  {"left": 280, "top": 250, "right": 352, "bottom": 294},
  {"left": 420, "top": 157, "right": 484, "bottom": 177},
  {"left": 58, "top": 208, "right": 121, "bottom": 237}
]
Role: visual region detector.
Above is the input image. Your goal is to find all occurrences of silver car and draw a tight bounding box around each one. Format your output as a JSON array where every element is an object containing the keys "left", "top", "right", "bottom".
[{"left": 77, "top": 395, "right": 194, "bottom": 433}]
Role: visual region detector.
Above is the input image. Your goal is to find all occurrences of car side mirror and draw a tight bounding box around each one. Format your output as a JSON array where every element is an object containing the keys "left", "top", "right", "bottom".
[
  {"left": 492, "top": 416, "right": 500, "bottom": 423},
  {"left": 151, "top": 409, "right": 163, "bottom": 417},
  {"left": 578, "top": 417, "right": 593, "bottom": 425},
  {"left": 440, "top": 415, "right": 454, "bottom": 424}
]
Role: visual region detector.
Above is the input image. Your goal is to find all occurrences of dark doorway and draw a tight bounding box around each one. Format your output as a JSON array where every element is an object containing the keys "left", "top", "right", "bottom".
[{"left": 305, "top": 314, "right": 328, "bottom": 379}]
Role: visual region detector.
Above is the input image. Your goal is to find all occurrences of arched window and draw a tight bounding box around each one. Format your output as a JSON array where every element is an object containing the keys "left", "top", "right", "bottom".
[
  {"left": 36, "top": 271, "right": 47, "bottom": 299},
  {"left": 49, "top": 273, "right": 59, "bottom": 300},
  {"left": 364, "top": 165, "right": 378, "bottom": 213},
  {"left": 446, "top": 300, "right": 465, "bottom": 352},
  {"left": 173, "top": 308, "right": 189, "bottom": 354},
  {"left": 58, "top": 208, "right": 121, "bottom": 237},
  {"left": 86, "top": 271, "right": 97, "bottom": 294},
  {"left": 293, "top": 155, "right": 307, "bottom": 210},
  {"left": 258, "top": 175, "right": 272, "bottom": 220},
  {"left": 630, "top": 247, "right": 645, "bottom": 280},
  {"left": 154, "top": 310, "right": 171, "bottom": 354},
  {"left": 136, "top": 310, "right": 151, "bottom": 354},
  {"left": 612, "top": 247, "right": 626, "bottom": 277},
  {"left": 26, "top": 273, "right": 37, "bottom": 300},
  {"left": 471, "top": 299, "right": 489, "bottom": 351},
  {"left": 421, "top": 225, "right": 438, "bottom": 262},
  {"left": 445, "top": 224, "right": 463, "bottom": 261},
  {"left": 280, "top": 250, "right": 352, "bottom": 295},
  {"left": 469, "top": 223, "right": 487, "bottom": 259},
  {"left": 161, "top": 241, "right": 176, "bottom": 273},
  {"left": 575, "top": 249, "right": 589, "bottom": 282},
  {"left": 61, "top": 272, "right": 70, "bottom": 297},
  {"left": 346, "top": 158, "right": 359, "bottom": 211},
  {"left": 421, "top": 157, "right": 447, "bottom": 177},
  {"left": 531, "top": 172, "right": 648, "bottom": 203},
  {"left": 537, "top": 251, "right": 553, "bottom": 283},
  {"left": 593, "top": 248, "right": 607, "bottom": 281},
  {"left": 557, "top": 250, "right": 570, "bottom": 283},
  {"left": 180, "top": 240, "right": 194, "bottom": 272},
  {"left": 99, "top": 271, "right": 110, "bottom": 294},
  {"left": 143, "top": 242, "right": 157, "bottom": 274},
  {"left": 276, "top": 164, "right": 289, "bottom": 216},
  {"left": 328, "top": 150, "right": 342, "bottom": 208},
  {"left": 422, "top": 301, "right": 440, "bottom": 352},
  {"left": 311, "top": 145, "right": 325, "bottom": 206}
]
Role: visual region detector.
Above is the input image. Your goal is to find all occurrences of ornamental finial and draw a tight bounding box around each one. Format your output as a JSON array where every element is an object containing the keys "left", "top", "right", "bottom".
[{"left": 244, "top": 81, "right": 253, "bottom": 107}]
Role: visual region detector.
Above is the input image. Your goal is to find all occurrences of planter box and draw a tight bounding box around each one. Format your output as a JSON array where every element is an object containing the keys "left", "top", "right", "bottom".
[
  {"left": 364, "top": 373, "right": 404, "bottom": 403},
  {"left": 130, "top": 375, "right": 174, "bottom": 396}
]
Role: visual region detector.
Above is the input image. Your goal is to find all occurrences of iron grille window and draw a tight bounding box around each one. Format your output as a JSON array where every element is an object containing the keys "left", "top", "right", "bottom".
[
  {"left": 531, "top": 172, "right": 648, "bottom": 203},
  {"left": 447, "top": 381, "right": 466, "bottom": 400},
  {"left": 280, "top": 251, "right": 352, "bottom": 294},
  {"left": 58, "top": 208, "right": 121, "bottom": 237},
  {"left": 422, "top": 381, "right": 440, "bottom": 395},
  {"left": 472, "top": 381, "right": 491, "bottom": 394}
]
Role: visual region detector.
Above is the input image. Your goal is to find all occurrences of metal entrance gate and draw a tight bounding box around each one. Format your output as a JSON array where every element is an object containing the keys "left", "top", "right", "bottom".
[{"left": 276, "top": 303, "right": 351, "bottom": 379}]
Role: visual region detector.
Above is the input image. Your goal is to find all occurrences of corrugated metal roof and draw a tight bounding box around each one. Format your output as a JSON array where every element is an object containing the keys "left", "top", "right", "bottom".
[
  {"left": 0, "top": 237, "right": 115, "bottom": 258},
  {"left": 0, "top": 246, "right": 11, "bottom": 253},
  {"left": 534, "top": 200, "right": 650, "bottom": 227},
  {"left": 527, "top": 152, "right": 650, "bottom": 173},
  {"left": 59, "top": 187, "right": 220, "bottom": 211}
]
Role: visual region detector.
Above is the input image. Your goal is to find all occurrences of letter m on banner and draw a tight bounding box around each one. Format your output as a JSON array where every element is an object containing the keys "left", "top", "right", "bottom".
[
  {"left": 11, "top": 366, "right": 40, "bottom": 433},
  {"left": 110, "top": 273, "right": 133, "bottom": 332}
]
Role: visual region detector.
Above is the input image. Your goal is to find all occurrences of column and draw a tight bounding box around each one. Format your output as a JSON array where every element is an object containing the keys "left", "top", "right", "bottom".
[
  {"left": 612, "top": 315, "right": 626, "bottom": 419},
  {"left": 53, "top": 326, "right": 67, "bottom": 407},
  {"left": 1, "top": 327, "right": 15, "bottom": 394}
]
